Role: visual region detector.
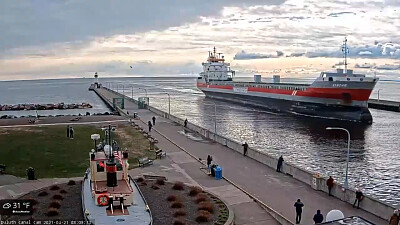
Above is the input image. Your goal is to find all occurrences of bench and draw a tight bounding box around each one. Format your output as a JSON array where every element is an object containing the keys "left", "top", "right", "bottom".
[
  {"left": 138, "top": 157, "right": 153, "bottom": 168},
  {"left": 155, "top": 150, "right": 166, "bottom": 159},
  {"left": 0, "top": 164, "right": 6, "bottom": 174}
]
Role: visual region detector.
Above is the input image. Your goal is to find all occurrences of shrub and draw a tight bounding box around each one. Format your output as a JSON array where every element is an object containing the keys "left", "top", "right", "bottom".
[
  {"left": 140, "top": 182, "right": 147, "bottom": 186},
  {"left": 189, "top": 186, "right": 202, "bottom": 197},
  {"left": 196, "top": 210, "right": 211, "bottom": 223},
  {"left": 172, "top": 181, "right": 184, "bottom": 191},
  {"left": 49, "top": 201, "right": 61, "bottom": 209},
  {"left": 173, "top": 209, "right": 187, "bottom": 217},
  {"left": 52, "top": 194, "right": 64, "bottom": 200},
  {"left": 46, "top": 208, "right": 60, "bottom": 217},
  {"left": 60, "top": 189, "right": 68, "bottom": 194},
  {"left": 195, "top": 194, "right": 208, "bottom": 204},
  {"left": 156, "top": 178, "right": 165, "bottom": 185},
  {"left": 198, "top": 201, "right": 214, "bottom": 213},
  {"left": 49, "top": 185, "right": 60, "bottom": 191},
  {"left": 151, "top": 184, "right": 160, "bottom": 190},
  {"left": 167, "top": 195, "right": 177, "bottom": 202},
  {"left": 170, "top": 201, "right": 184, "bottom": 209},
  {"left": 137, "top": 177, "right": 144, "bottom": 182},
  {"left": 173, "top": 219, "right": 186, "bottom": 225},
  {"left": 67, "top": 180, "right": 76, "bottom": 185},
  {"left": 38, "top": 191, "right": 48, "bottom": 197}
]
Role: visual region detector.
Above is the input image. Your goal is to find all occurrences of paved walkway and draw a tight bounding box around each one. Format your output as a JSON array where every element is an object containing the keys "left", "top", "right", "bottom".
[
  {"left": 0, "top": 177, "right": 82, "bottom": 200},
  {"left": 98, "top": 88, "right": 387, "bottom": 225}
]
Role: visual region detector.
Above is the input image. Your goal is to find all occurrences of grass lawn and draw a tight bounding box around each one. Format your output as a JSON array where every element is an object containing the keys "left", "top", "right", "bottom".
[{"left": 0, "top": 123, "right": 155, "bottom": 178}]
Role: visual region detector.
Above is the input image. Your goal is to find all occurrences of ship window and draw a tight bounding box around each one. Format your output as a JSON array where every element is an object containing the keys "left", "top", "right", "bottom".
[
  {"left": 347, "top": 78, "right": 350, "bottom": 81},
  {"left": 328, "top": 77, "right": 333, "bottom": 81},
  {"left": 360, "top": 78, "right": 363, "bottom": 81}
]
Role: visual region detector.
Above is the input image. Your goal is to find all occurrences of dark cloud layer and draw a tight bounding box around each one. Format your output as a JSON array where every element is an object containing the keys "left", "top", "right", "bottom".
[{"left": 0, "top": 0, "right": 285, "bottom": 51}]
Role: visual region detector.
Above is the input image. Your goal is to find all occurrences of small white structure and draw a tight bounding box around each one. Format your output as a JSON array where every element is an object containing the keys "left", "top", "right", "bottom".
[
  {"left": 254, "top": 75, "right": 261, "bottom": 83},
  {"left": 273, "top": 75, "right": 280, "bottom": 83},
  {"left": 326, "top": 209, "right": 345, "bottom": 222}
]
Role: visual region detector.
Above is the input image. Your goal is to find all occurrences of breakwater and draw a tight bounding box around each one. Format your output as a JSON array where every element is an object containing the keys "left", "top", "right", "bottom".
[
  {"left": 0, "top": 103, "right": 92, "bottom": 111},
  {"left": 368, "top": 99, "right": 400, "bottom": 112},
  {"left": 96, "top": 86, "right": 397, "bottom": 222}
]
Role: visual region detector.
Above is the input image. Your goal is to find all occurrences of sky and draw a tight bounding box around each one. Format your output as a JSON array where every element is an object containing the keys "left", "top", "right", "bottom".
[{"left": 0, "top": 0, "right": 400, "bottom": 81}]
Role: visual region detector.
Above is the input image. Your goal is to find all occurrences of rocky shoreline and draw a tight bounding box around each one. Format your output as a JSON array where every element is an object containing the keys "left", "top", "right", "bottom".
[{"left": 0, "top": 102, "right": 92, "bottom": 111}]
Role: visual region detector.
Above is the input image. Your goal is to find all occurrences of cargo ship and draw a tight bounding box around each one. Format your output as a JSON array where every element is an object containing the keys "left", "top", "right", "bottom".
[{"left": 196, "top": 39, "right": 379, "bottom": 124}]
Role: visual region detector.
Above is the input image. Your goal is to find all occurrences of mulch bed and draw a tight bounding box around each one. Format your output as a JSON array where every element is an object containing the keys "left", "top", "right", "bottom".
[
  {"left": 138, "top": 179, "right": 229, "bottom": 225},
  {"left": 3, "top": 181, "right": 84, "bottom": 222}
]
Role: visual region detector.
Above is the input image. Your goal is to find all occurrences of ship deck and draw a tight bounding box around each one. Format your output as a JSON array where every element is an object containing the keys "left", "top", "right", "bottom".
[
  {"left": 210, "top": 81, "right": 311, "bottom": 86},
  {"left": 82, "top": 170, "right": 152, "bottom": 225}
]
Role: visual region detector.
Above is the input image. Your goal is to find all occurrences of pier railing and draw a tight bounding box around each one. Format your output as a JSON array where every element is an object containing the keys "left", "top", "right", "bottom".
[{"left": 99, "top": 86, "right": 396, "bottom": 222}]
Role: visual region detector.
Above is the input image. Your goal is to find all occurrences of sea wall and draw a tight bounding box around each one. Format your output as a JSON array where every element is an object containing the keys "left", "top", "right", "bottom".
[{"left": 100, "top": 87, "right": 396, "bottom": 221}]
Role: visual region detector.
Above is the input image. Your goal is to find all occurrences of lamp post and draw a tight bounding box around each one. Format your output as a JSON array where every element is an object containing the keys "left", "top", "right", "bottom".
[
  {"left": 122, "top": 84, "right": 125, "bottom": 96},
  {"left": 164, "top": 93, "right": 170, "bottom": 118},
  {"left": 139, "top": 88, "right": 148, "bottom": 97},
  {"left": 377, "top": 89, "right": 382, "bottom": 102},
  {"left": 205, "top": 102, "right": 217, "bottom": 133},
  {"left": 326, "top": 127, "right": 351, "bottom": 188}
]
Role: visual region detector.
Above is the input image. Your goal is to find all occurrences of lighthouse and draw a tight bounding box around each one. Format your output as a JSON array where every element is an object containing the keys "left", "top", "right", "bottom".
[{"left": 94, "top": 72, "right": 99, "bottom": 88}]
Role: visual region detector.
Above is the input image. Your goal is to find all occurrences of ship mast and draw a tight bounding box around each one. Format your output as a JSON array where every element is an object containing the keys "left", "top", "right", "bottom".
[{"left": 341, "top": 37, "right": 349, "bottom": 74}]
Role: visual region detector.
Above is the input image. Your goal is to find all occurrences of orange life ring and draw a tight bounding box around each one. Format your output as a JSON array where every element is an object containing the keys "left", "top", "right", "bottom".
[{"left": 97, "top": 194, "right": 109, "bottom": 206}]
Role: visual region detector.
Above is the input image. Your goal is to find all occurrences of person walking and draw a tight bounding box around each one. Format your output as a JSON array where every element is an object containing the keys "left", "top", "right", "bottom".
[
  {"left": 277, "top": 155, "right": 284, "bottom": 172},
  {"left": 184, "top": 118, "right": 188, "bottom": 127},
  {"left": 353, "top": 189, "right": 364, "bottom": 209},
  {"left": 242, "top": 141, "right": 248, "bottom": 156},
  {"left": 152, "top": 116, "right": 156, "bottom": 125},
  {"left": 148, "top": 121, "right": 152, "bottom": 132},
  {"left": 66, "top": 125, "right": 70, "bottom": 138},
  {"left": 313, "top": 210, "right": 324, "bottom": 224},
  {"left": 207, "top": 155, "right": 213, "bottom": 173},
  {"left": 69, "top": 126, "right": 74, "bottom": 139},
  {"left": 389, "top": 210, "right": 399, "bottom": 225},
  {"left": 327, "top": 176, "right": 334, "bottom": 196},
  {"left": 294, "top": 199, "right": 304, "bottom": 224}
]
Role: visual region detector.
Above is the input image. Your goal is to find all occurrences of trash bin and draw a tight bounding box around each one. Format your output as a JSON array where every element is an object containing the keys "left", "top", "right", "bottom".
[
  {"left": 211, "top": 164, "right": 217, "bottom": 177},
  {"left": 214, "top": 166, "right": 222, "bottom": 180},
  {"left": 27, "top": 167, "right": 35, "bottom": 180},
  {"left": 133, "top": 112, "right": 138, "bottom": 118}
]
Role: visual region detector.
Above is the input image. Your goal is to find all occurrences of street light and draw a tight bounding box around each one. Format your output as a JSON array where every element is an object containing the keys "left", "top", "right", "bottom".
[
  {"left": 139, "top": 88, "right": 148, "bottom": 97},
  {"left": 377, "top": 89, "right": 382, "bottom": 102},
  {"left": 164, "top": 92, "right": 170, "bottom": 118},
  {"left": 326, "top": 127, "right": 351, "bottom": 188},
  {"left": 204, "top": 102, "right": 217, "bottom": 133}
]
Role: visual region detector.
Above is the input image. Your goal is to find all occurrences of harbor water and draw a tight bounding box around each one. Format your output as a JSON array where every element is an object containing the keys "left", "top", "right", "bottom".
[{"left": 0, "top": 76, "right": 399, "bottom": 207}]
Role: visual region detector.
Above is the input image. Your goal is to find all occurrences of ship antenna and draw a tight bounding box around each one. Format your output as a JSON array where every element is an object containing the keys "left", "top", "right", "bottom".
[
  {"left": 213, "top": 46, "right": 216, "bottom": 57},
  {"left": 341, "top": 37, "right": 349, "bottom": 74}
]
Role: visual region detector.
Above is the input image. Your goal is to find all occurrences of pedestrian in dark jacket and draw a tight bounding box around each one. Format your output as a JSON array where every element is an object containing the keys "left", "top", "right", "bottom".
[
  {"left": 207, "top": 155, "right": 213, "bottom": 172},
  {"left": 277, "top": 155, "right": 284, "bottom": 172},
  {"left": 327, "top": 176, "right": 334, "bottom": 196},
  {"left": 242, "top": 142, "right": 248, "bottom": 156},
  {"left": 152, "top": 116, "right": 156, "bottom": 125},
  {"left": 148, "top": 121, "right": 152, "bottom": 132},
  {"left": 66, "top": 125, "right": 70, "bottom": 138},
  {"left": 184, "top": 118, "right": 188, "bottom": 127},
  {"left": 294, "top": 199, "right": 304, "bottom": 224},
  {"left": 389, "top": 210, "right": 399, "bottom": 225},
  {"left": 69, "top": 126, "right": 74, "bottom": 139},
  {"left": 313, "top": 210, "right": 324, "bottom": 224},
  {"left": 353, "top": 189, "right": 363, "bottom": 209}
]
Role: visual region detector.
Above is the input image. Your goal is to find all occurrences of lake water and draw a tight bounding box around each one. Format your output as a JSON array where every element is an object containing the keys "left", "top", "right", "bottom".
[{"left": 1, "top": 76, "right": 399, "bottom": 207}]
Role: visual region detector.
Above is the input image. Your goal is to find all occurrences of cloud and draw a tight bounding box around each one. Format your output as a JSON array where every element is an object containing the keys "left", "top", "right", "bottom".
[
  {"left": 0, "top": 0, "right": 285, "bottom": 51},
  {"left": 234, "top": 50, "right": 284, "bottom": 60}
]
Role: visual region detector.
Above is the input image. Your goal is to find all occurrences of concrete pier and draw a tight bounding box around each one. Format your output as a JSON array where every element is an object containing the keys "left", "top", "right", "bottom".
[
  {"left": 368, "top": 98, "right": 400, "bottom": 112},
  {"left": 92, "top": 86, "right": 392, "bottom": 225}
]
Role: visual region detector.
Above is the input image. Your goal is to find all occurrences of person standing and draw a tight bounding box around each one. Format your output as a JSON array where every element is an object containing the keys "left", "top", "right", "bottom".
[
  {"left": 242, "top": 142, "right": 248, "bottom": 156},
  {"left": 327, "top": 176, "right": 334, "bottom": 196},
  {"left": 148, "top": 121, "right": 152, "bottom": 132},
  {"left": 353, "top": 189, "right": 364, "bottom": 209},
  {"left": 152, "top": 116, "right": 156, "bottom": 125},
  {"left": 70, "top": 126, "right": 74, "bottom": 139},
  {"left": 277, "top": 155, "right": 284, "bottom": 172},
  {"left": 184, "top": 118, "right": 188, "bottom": 127},
  {"left": 294, "top": 199, "right": 304, "bottom": 224},
  {"left": 389, "top": 210, "right": 399, "bottom": 225},
  {"left": 313, "top": 210, "right": 324, "bottom": 224},
  {"left": 66, "top": 125, "right": 70, "bottom": 138},
  {"left": 207, "top": 155, "right": 213, "bottom": 173}
]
